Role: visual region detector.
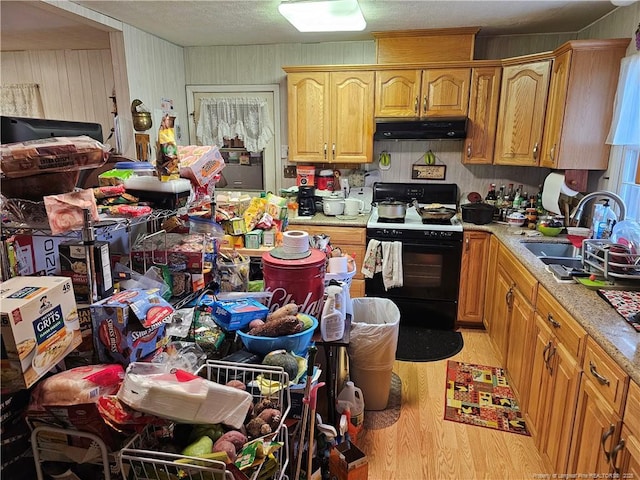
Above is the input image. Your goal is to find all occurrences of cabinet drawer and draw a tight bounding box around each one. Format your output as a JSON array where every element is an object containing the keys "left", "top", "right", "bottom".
[
  {"left": 624, "top": 381, "right": 640, "bottom": 431},
  {"left": 536, "top": 286, "right": 587, "bottom": 361},
  {"left": 583, "top": 336, "right": 629, "bottom": 415},
  {"left": 350, "top": 279, "right": 365, "bottom": 298},
  {"left": 291, "top": 225, "right": 366, "bottom": 246},
  {"left": 497, "top": 245, "right": 538, "bottom": 304}
]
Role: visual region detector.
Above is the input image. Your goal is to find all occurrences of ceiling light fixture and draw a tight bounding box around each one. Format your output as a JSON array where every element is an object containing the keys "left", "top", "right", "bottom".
[{"left": 278, "top": 0, "right": 366, "bottom": 32}]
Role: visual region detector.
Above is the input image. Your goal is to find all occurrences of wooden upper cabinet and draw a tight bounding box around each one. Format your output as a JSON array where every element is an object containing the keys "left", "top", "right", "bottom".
[
  {"left": 494, "top": 60, "right": 551, "bottom": 166},
  {"left": 286, "top": 69, "right": 374, "bottom": 163},
  {"left": 540, "top": 39, "right": 630, "bottom": 170},
  {"left": 375, "top": 68, "right": 470, "bottom": 118},
  {"left": 463, "top": 66, "right": 502, "bottom": 164},
  {"left": 286, "top": 72, "right": 329, "bottom": 163}
]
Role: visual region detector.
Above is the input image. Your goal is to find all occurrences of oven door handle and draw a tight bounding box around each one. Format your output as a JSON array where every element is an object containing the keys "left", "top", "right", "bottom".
[{"left": 395, "top": 242, "right": 461, "bottom": 250}]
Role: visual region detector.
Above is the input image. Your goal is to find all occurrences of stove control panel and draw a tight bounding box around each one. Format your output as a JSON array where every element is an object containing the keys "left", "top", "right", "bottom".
[{"left": 367, "top": 228, "right": 463, "bottom": 241}]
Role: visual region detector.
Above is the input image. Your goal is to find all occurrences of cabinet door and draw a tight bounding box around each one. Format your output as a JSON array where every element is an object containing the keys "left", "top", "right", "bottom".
[
  {"left": 374, "top": 70, "right": 421, "bottom": 117},
  {"left": 482, "top": 235, "right": 500, "bottom": 331},
  {"left": 421, "top": 68, "right": 471, "bottom": 117},
  {"left": 542, "top": 341, "right": 582, "bottom": 474},
  {"left": 487, "top": 264, "right": 512, "bottom": 364},
  {"left": 616, "top": 425, "right": 640, "bottom": 480},
  {"left": 494, "top": 60, "right": 551, "bottom": 166},
  {"left": 527, "top": 314, "right": 554, "bottom": 442},
  {"left": 457, "top": 231, "right": 490, "bottom": 325},
  {"left": 540, "top": 50, "right": 571, "bottom": 169},
  {"left": 463, "top": 66, "right": 501, "bottom": 165},
  {"left": 505, "top": 286, "right": 534, "bottom": 408},
  {"left": 330, "top": 71, "right": 374, "bottom": 164},
  {"left": 569, "top": 378, "right": 620, "bottom": 476},
  {"left": 287, "top": 72, "right": 329, "bottom": 162}
]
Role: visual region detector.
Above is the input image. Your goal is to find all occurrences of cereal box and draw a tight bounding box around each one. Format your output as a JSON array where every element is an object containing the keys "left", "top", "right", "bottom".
[
  {"left": 0, "top": 276, "right": 81, "bottom": 391},
  {"left": 90, "top": 289, "right": 173, "bottom": 366}
]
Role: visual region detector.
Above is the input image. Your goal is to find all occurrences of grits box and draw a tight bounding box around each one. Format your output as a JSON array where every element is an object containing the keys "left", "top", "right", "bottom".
[
  {"left": 90, "top": 289, "right": 173, "bottom": 366},
  {"left": 0, "top": 276, "right": 81, "bottom": 391}
]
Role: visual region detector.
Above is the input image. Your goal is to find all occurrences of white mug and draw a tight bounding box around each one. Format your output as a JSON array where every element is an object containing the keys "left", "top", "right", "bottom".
[{"left": 344, "top": 198, "right": 364, "bottom": 216}]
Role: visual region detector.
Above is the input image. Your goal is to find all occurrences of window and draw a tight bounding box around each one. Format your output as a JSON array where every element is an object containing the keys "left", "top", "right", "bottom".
[
  {"left": 607, "top": 51, "right": 639, "bottom": 222},
  {"left": 617, "top": 146, "right": 640, "bottom": 222}
]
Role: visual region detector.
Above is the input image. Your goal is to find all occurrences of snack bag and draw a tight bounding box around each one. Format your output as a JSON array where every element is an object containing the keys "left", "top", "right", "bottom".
[{"left": 156, "top": 114, "right": 180, "bottom": 182}]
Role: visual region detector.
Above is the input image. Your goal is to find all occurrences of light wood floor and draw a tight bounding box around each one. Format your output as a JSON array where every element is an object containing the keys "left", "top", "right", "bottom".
[{"left": 357, "top": 329, "right": 549, "bottom": 480}]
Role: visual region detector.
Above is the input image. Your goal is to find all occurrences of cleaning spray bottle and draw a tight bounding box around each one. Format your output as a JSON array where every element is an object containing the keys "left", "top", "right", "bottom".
[{"left": 320, "top": 283, "right": 345, "bottom": 342}]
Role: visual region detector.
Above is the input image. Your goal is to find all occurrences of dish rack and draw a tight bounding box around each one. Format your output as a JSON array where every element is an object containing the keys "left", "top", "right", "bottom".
[
  {"left": 119, "top": 359, "right": 292, "bottom": 480},
  {"left": 582, "top": 239, "right": 640, "bottom": 282}
]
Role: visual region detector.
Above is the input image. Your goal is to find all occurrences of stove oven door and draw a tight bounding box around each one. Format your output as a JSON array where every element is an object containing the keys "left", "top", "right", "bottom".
[{"left": 364, "top": 239, "right": 462, "bottom": 329}]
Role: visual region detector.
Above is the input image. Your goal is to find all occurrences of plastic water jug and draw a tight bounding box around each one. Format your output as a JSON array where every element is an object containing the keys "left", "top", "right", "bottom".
[{"left": 336, "top": 381, "right": 365, "bottom": 427}]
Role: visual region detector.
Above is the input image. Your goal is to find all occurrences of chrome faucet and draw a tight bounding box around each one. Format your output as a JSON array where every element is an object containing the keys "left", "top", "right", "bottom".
[{"left": 569, "top": 190, "right": 626, "bottom": 226}]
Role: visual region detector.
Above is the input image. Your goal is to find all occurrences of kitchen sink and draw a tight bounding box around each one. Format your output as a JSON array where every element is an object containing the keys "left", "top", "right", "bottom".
[
  {"left": 522, "top": 241, "right": 584, "bottom": 270},
  {"left": 522, "top": 242, "right": 581, "bottom": 258}
]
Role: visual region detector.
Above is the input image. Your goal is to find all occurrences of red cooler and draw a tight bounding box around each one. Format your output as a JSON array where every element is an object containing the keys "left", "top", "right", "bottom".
[{"left": 262, "top": 248, "right": 326, "bottom": 318}]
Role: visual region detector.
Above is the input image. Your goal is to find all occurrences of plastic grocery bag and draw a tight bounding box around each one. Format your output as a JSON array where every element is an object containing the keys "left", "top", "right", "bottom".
[{"left": 347, "top": 297, "right": 400, "bottom": 370}]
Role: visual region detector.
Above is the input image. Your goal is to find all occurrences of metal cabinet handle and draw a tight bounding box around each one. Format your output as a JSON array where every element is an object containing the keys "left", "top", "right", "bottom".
[
  {"left": 550, "top": 144, "right": 556, "bottom": 162},
  {"left": 533, "top": 142, "right": 539, "bottom": 160},
  {"left": 323, "top": 143, "right": 327, "bottom": 160},
  {"left": 589, "top": 361, "right": 611, "bottom": 386},
  {"left": 505, "top": 286, "right": 514, "bottom": 308},
  {"left": 547, "top": 313, "right": 561, "bottom": 329},
  {"left": 467, "top": 143, "right": 472, "bottom": 158},
  {"left": 423, "top": 95, "right": 428, "bottom": 113},
  {"left": 465, "top": 236, "right": 470, "bottom": 252},
  {"left": 547, "top": 345, "right": 556, "bottom": 375},
  {"left": 332, "top": 143, "right": 336, "bottom": 160},
  {"left": 414, "top": 97, "right": 419, "bottom": 114},
  {"left": 601, "top": 424, "right": 615, "bottom": 462},
  {"left": 610, "top": 438, "right": 625, "bottom": 472},
  {"left": 542, "top": 341, "right": 552, "bottom": 371}
]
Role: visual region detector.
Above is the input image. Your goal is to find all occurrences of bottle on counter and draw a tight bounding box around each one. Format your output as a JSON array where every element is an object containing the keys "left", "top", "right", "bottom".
[{"left": 485, "top": 183, "right": 497, "bottom": 206}]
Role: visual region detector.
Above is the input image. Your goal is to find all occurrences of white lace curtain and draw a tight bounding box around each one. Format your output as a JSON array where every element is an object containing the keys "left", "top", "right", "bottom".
[
  {"left": 0, "top": 83, "right": 44, "bottom": 117},
  {"left": 606, "top": 52, "right": 640, "bottom": 146},
  {"left": 196, "top": 97, "right": 274, "bottom": 153}
]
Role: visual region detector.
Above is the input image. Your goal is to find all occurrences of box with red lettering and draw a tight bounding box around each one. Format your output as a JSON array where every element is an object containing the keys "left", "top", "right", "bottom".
[{"left": 90, "top": 289, "right": 173, "bottom": 366}]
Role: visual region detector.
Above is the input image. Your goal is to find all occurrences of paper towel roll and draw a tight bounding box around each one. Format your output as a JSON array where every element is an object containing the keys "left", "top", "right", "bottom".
[
  {"left": 282, "top": 230, "right": 310, "bottom": 254},
  {"left": 542, "top": 172, "right": 579, "bottom": 214}
]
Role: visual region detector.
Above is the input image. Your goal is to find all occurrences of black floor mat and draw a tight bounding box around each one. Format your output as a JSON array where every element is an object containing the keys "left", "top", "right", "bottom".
[{"left": 395, "top": 325, "right": 464, "bottom": 362}]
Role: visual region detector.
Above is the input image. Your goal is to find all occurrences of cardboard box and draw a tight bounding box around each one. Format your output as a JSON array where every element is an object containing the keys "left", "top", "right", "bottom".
[
  {"left": 244, "top": 230, "right": 263, "bottom": 250},
  {"left": 58, "top": 240, "right": 114, "bottom": 301},
  {"left": 178, "top": 145, "right": 225, "bottom": 186},
  {"left": 212, "top": 298, "right": 268, "bottom": 331},
  {"left": 329, "top": 442, "right": 368, "bottom": 480},
  {"left": 90, "top": 289, "right": 173, "bottom": 366},
  {"left": 0, "top": 276, "right": 81, "bottom": 390}
]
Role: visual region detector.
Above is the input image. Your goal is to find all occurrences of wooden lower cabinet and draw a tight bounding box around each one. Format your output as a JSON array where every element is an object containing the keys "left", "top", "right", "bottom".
[
  {"left": 527, "top": 313, "right": 582, "bottom": 473},
  {"left": 614, "top": 381, "right": 640, "bottom": 477},
  {"left": 504, "top": 286, "right": 534, "bottom": 409},
  {"left": 487, "top": 263, "right": 511, "bottom": 365},
  {"left": 568, "top": 338, "right": 629, "bottom": 475},
  {"left": 457, "top": 231, "right": 490, "bottom": 326},
  {"left": 289, "top": 224, "right": 366, "bottom": 298}
]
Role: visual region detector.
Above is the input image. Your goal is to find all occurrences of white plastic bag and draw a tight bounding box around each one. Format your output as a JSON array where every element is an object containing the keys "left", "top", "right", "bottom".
[{"left": 347, "top": 297, "right": 400, "bottom": 371}]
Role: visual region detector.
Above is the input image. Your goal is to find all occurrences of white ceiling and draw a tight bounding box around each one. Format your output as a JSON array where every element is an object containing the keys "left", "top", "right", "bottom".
[{"left": 0, "top": 0, "right": 623, "bottom": 51}]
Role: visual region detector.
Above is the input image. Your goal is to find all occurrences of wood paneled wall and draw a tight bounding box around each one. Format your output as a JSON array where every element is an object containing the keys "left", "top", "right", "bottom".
[
  {"left": 122, "top": 24, "right": 188, "bottom": 157},
  {"left": 1, "top": 49, "right": 116, "bottom": 151}
]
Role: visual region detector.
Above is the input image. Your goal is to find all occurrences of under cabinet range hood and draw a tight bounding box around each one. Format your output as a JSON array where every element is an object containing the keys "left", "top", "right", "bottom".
[{"left": 374, "top": 117, "right": 467, "bottom": 140}]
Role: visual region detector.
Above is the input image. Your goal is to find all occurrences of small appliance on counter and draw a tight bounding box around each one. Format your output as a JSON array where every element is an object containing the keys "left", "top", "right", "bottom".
[
  {"left": 297, "top": 185, "right": 316, "bottom": 217},
  {"left": 347, "top": 186, "right": 373, "bottom": 214},
  {"left": 316, "top": 169, "right": 335, "bottom": 194}
]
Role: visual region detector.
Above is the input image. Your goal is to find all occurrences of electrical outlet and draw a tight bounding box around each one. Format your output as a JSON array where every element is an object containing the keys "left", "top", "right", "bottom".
[{"left": 283, "top": 166, "right": 297, "bottom": 178}]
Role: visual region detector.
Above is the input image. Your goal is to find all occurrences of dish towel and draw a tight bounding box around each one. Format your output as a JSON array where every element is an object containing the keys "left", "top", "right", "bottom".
[
  {"left": 361, "top": 239, "right": 382, "bottom": 278},
  {"left": 382, "top": 241, "right": 403, "bottom": 291}
]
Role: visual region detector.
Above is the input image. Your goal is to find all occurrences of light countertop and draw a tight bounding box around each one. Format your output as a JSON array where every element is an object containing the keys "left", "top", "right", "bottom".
[{"left": 466, "top": 222, "right": 640, "bottom": 386}]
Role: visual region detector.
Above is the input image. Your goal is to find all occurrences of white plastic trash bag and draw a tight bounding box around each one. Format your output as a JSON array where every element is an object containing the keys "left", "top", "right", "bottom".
[{"left": 348, "top": 297, "right": 400, "bottom": 371}]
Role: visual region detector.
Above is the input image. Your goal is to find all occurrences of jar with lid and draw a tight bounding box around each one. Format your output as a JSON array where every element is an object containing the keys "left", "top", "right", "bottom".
[{"left": 115, "top": 161, "right": 156, "bottom": 176}]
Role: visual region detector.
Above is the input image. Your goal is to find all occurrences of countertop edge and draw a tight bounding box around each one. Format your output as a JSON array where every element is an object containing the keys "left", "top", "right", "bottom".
[{"left": 464, "top": 223, "right": 640, "bottom": 386}]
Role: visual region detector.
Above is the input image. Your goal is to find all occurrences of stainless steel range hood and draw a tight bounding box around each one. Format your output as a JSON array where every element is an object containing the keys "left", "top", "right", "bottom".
[{"left": 374, "top": 117, "right": 467, "bottom": 140}]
